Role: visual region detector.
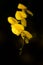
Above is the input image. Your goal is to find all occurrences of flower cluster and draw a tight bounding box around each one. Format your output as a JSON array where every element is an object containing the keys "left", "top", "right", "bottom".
[{"left": 7, "top": 3, "right": 33, "bottom": 44}]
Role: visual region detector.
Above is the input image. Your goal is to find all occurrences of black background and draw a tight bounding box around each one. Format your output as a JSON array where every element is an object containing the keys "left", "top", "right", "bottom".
[{"left": 0, "top": 0, "right": 43, "bottom": 65}]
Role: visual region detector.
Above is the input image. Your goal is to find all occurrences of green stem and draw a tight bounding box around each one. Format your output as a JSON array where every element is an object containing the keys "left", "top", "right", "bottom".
[{"left": 19, "top": 40, "right": 24, "bottom": 55}]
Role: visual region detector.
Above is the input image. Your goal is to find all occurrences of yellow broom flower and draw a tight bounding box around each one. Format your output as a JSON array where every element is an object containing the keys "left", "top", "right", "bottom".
[
  {"left": 21, "top": 30, "right": 32, "bottom": 44},
  {"left": 15, "top": 11, "right": 27, "bottom": 20},
  {"left": 11, "top": 24, "right": 24, "bottom": 36},
  {"left": 17, "top": 3, "right": 27, "bottom": 10},
  {"left": 17, "top": 3, "right": 33, "bottom": 16},
  {"left": 23, "top": 30, "right": 32, "bottom": 39}
]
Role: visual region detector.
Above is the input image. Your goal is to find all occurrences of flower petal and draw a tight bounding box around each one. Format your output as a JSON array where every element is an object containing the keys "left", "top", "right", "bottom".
[
  {"left": 15, "top": 11, "right": 27, "bottom": 20},
  {"left": 11, "top": 24, "right": 24, "bottom": 36},
  {"left": 15, "top": 11, "right": 23, "bottom": 20},
  {"left": 20, "top": 11, "right": 27, "bottom": 18},
  {"left": 21, "top": 19, "right": 27, "bottom": 27},
  {"left": 26, "top": 10, "right": 33, "bottom": 16},
  {"left": 17, "top": 3, "right": 27, "bottom": 10},
  {"left": 7, "top": 17, "right": 18, "bottom": 24}
]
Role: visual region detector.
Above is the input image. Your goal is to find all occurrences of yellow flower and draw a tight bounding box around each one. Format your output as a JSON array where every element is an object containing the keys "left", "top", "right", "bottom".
[
  {"left": 11, "top": 24, "right": 24, "bottom": 36},
  {"left": 15, "top": 11, "right": 27, "bottom": 20},
  {"left": 20, "top": 10, "right": 27, "bottom": 18},
  {"left": 17, "top": 3, "right": 33, "bottom": 16},
  {"left": 17, "top": 3, "right": 27, "bottom": 10},
  {"left": 21, "top": 30, "right": 32, "bottom": 44},
  {"left": 23, "top": 30, "right": 32, "bottom": 39},
  {"left": 7, "top": 17, "right": 18, "bottom": 24}
]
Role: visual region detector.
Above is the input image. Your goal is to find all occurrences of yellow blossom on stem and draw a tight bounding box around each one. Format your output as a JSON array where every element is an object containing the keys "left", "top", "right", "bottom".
[
  {"left": 15, "top": 11, "right": 27, "bottom": 20},
  {"left": 21, "top": 30, "right": 32, "bottom": 44},
  {"left": 17, "top": 3, "right": 27, "bottom": 10},
  {"left": 11, "top": 24, "right": 24, "bottom": 36}
]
